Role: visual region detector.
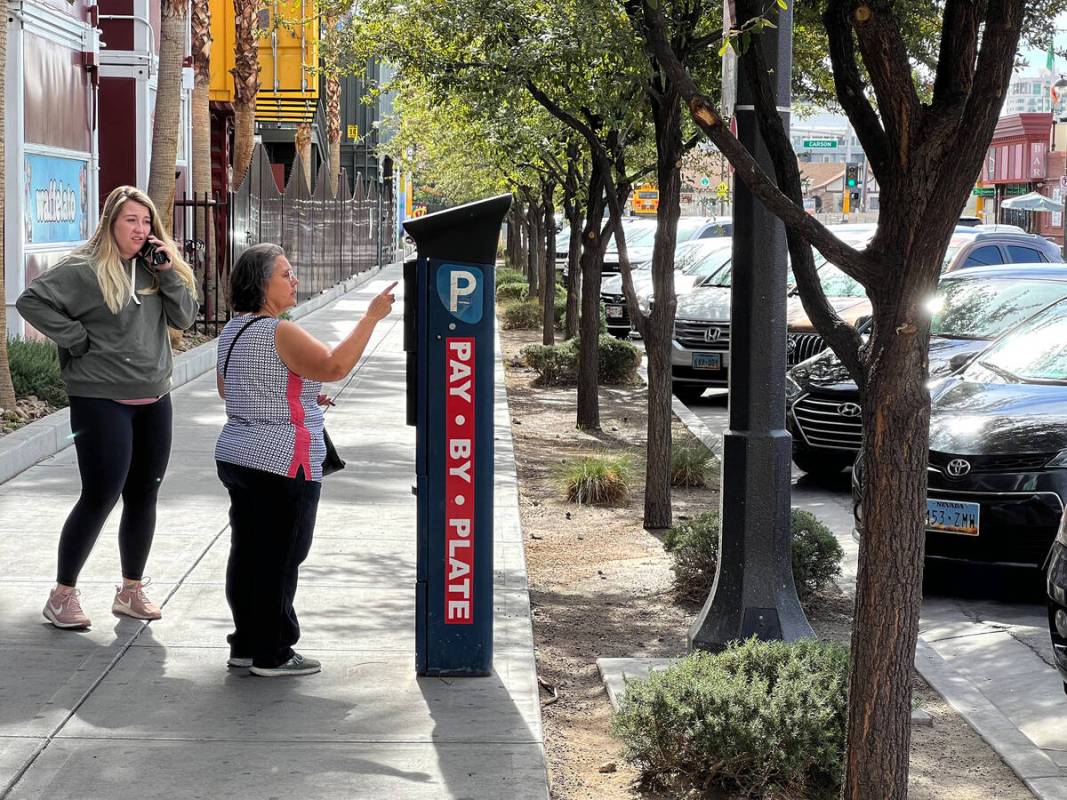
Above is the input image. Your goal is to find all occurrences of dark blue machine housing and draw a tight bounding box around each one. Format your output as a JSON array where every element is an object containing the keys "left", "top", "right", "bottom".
[{"left": 403, "top": 195, "right": 511, "bottom": 676}]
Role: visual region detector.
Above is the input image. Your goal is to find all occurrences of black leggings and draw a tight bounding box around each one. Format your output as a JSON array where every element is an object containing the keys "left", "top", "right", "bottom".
[{"left": 57, "top": 395, "right": 173, "bottom": 586}]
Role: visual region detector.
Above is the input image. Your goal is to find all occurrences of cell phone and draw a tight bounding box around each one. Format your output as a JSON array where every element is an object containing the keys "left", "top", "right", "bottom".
[{"left": 138, "top": 241, "right": 170, "bottom": 267}]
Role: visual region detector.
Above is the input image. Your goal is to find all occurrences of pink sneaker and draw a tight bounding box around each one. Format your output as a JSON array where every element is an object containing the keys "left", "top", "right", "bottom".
[
  {"left": 43, "top": 586, "right": 91, "bottom": 629},
  {"left": 112, "top": 580, "right": 162, "bottom": 620}
]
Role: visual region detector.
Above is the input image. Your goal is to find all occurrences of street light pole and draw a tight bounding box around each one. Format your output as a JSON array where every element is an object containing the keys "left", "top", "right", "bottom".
[{"left": 688, "top": 0, "right": 814, "bottom": 652}]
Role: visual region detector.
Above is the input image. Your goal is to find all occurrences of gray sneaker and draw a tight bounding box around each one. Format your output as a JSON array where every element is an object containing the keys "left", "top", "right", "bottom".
[{"left": 249, "top": 653, "right": 321, "bottom": 677}]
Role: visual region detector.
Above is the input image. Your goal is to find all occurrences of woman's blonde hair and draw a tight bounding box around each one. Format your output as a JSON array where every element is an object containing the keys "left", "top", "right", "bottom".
[{"left": 77, "top": 185, "right": 197, "bottom": 314}]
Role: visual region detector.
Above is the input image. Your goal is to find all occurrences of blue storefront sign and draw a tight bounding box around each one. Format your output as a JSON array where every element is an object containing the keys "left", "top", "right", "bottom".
[{"left": 24, "top": 153, "right": 89, "bottom": 245}]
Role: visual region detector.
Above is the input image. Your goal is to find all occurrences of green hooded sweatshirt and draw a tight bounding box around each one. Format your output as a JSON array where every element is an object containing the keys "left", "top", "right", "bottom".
[{"left": 16, "top": 251, "right": 200, "bottom": 400}]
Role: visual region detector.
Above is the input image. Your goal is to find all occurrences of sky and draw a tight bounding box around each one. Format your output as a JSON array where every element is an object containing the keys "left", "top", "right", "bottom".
[{"left": 1018, "top": 13, "right": 1067, "bottom": 77}]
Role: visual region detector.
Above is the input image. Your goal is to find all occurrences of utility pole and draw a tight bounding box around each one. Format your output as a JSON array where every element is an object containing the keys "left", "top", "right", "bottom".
[{"left": 688, "top": 0, "right": 813, "bottom": 653}]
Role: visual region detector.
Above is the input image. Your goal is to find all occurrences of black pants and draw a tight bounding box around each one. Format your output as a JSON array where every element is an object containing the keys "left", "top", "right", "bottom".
[
  {"left": 57, "top": 395, "right": 173, "bottom": 586},
  {"left": 217, "top": 461, "right": 321, "bottom": 669}
]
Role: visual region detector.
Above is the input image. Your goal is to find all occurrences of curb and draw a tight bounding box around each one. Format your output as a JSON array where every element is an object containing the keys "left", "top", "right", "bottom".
[
  {"left": 0, "top": 265, "right": 388, "bottom": 486},
  {"left": 669, "top": 390, "right": 1067, "bottom": 799}
]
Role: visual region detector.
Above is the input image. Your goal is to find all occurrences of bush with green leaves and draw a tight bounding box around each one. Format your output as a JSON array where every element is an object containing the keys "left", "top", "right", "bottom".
[
  {"left": 495, "top": 267, "right": 526, "bottom": 287},
  {"left": 499, "top": 301, "right": 542, "bottom": 330},
  {"left": 612, "top": 638, "right": 848, "bottom": 799},
  {"left": 561, "top": 454, "right": 631, "bottom": 505},
  {"left": 664, "top": 508, "right": 842, "bottom": 603},
  {"left": 496, "top": 281, "right": 529, "bottom": 302},
  {"left": 6, "top": 338, "right": 68, "bottom": 408},
  {"left": 521, "top": 335, "right": 641, "bottom": 386},
  {"left": 670, "top": 436, "right": 717, "bottom": 487}
]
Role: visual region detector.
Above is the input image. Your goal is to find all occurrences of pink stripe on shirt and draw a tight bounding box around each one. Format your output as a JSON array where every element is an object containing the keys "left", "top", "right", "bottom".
[{"left": 285, "top": 371, "right": 312, "bottom": 478}]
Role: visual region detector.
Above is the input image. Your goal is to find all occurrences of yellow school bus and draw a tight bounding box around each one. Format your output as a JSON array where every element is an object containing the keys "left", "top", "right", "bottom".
[{"left": 633, "top": 184, "right": 660, "bottom": 215}]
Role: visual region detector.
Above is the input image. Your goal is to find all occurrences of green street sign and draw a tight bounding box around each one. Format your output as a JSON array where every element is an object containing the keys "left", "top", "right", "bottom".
[
  {"left": 971, "top": 187, "right": 995, "bottom": 197},
  {"left": 803, "top": 139, "right": 838, "bottom": 149}
]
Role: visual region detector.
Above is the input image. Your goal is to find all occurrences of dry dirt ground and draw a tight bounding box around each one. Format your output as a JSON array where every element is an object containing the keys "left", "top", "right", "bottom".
[{"left": 501, "top": 327, "right": 1035, "bottom": 800}]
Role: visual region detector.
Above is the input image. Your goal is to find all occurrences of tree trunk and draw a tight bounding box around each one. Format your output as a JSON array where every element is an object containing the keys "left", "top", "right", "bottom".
[
  {"left": 190, "top": 0, "right": 214, "bottom": 317},
  {"left": 507, "top": 207, "right": 522, "bottom": 270},
  {"left": 231, "top": 0, "right": 261, "bottom": 189},
  {"left": 0, "top": 0, "right": 16, "bottom": 412},
  {"left": 326, "top": 75, "right": 342, "bottom": 196},
  {"left": 577, "top": 165, "right": 607, "bottom": 431},
  {"left": 526, "top": 200, "right": 541, "bottom": 298},
  {"left": 147, "top": 0, "right": 189, "bottom": 231},
  {"left": 642, "top": 78, "right": 683, "bottom": 530},
  {"left": 845, "top": 315, "right": 930, "bottom": 799},
  {"left": 564, "top": 206, "right": 583, "bottom": 340},
  {"left": 542, "top": 182, "right": 556, "bottom": 346},
  {"left": 295, "top": 122, "right": 312, "bottom": 189}
]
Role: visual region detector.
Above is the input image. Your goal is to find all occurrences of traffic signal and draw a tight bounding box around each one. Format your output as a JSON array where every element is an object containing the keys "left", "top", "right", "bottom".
[
  {"left": 845, "top": 163, "right": 859, "bottom": 190},
  {"left": 851, "top": 190, "right": 860, "bottom": 205}
]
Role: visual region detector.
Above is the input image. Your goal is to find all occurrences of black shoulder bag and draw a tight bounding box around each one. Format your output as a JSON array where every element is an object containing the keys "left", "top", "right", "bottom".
[{"left": 223, "top": 316, "right": 346, "bottom": 477}]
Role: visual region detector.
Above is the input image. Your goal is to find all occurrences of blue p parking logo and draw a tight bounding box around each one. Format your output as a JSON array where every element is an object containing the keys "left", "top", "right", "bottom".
[{"left": 437, "top": 265, "right": 483, "bottom": 324}]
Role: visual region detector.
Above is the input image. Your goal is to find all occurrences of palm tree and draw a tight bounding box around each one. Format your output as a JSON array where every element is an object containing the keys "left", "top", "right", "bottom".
[
  {"left": 231, "top": 0, "right": 262, "bottom": 189},
  {"left": 326, "top": 75, "right": 341, "bottom": 196},
  {"left": 0, "top": 0, "right": 18, "bottom": 412},
  {"left": 190, "top": 0, "right": 216, "bottom": 315},
  {"left": 295, "top": 121, "right": 312, "bottom": 188},
  {"left": 147, "top": 0, "right": 190, "bottom": 230}
]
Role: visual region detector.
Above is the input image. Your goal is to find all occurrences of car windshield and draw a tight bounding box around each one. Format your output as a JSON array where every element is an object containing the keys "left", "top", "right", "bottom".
[
  {"left": 974, "top": 299, "right": 1067, "bottom": 383},
  {"left": 926, "top": 278, "right": 1067, "bottom": 339},
  {"left": 682, "top": 243, "right": 733, "bottom": 277},
  {"left": 675, "top": 218, "right": 711, "bottom": 241},
  {"left": 624, "top": 223, "right": 658, "bottom": 248},
  {"left": 816, "top": 263, "right": 866, "bottom": 297}
]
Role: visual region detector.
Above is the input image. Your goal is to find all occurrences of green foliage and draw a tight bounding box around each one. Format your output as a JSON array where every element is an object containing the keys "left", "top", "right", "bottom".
[
  {"left": 6, "top": 338, "right": 68, "bottom": 408},
  {"left": 500, "top": 301, "right": 543, "bottom": 330},
  {"left": 521, "top": 335, "right": 640, "bottom": 385},
  {"left": 612, "top": 638, "right": 849, "bottom": 799},
  {"left": 670, "top": 436, "right": 717, "bottom": 487},
  {"left": 496, "top": 268, "right": 526, "bottom": 288},
  {"left": 496, "top": 281, "right": 530, "bottom": 302},
  {"left": 560, "top": 454, "right": 631, "bottom": 505},
  {"left": 663, "top": 508, "right": 842, "bottom": 603}
]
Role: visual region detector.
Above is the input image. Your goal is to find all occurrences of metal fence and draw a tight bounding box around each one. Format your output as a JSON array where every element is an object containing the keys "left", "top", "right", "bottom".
[{"left": 173, "top": 143, "right": 395, "bottom": 336}]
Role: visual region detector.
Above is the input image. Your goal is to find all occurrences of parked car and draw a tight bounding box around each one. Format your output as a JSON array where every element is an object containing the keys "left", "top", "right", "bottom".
[
  {"left": 787, "top": 265, "right": 1067, "bottom": 476},
  {"left": 598, "top": 216, "right": 732, "bottom": 277},
  {"left": 1047, "top": 511, "right": 1067, "bottom": 694},
  {"left": 599, "top": 237, "right": 733, "bottom": 337},
  {"left": 557, "top": 217, "right": 657, "bottom": 279},
  {"left": 669, "top": 227, "right": 876, "bottom": 401},
  {"left": 852, "top": 295, "right": 1067, "bottom": 572}
]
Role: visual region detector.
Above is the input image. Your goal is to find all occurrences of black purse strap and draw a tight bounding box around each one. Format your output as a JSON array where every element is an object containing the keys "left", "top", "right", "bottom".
[{"left": 222, "top": 316, "right": 268, "bottom": 377}]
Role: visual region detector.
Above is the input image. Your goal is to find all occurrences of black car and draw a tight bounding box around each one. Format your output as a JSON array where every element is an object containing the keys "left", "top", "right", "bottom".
[
  {"left": 1048, "top": 512, "right": 1067, "bottom": 694},
  {"left": 787, "top": 265, "right": 1067, "bottom": 477},
  {"left": 853, "top": 295, "right": 1067, "bottom": 571}
]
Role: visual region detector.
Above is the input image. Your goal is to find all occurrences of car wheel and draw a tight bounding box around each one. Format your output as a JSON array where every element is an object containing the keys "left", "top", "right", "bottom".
[
  {"left": 792, "top": 446, "right": 854, "bottom": 478},
  {"left": 673, "top": 384, "right": 707, "bottom": 403}
]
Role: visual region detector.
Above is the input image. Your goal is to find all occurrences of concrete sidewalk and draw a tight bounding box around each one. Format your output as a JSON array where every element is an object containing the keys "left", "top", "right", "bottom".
[{"left": 0, "top": 264, "right": 549, "bottom": 800}]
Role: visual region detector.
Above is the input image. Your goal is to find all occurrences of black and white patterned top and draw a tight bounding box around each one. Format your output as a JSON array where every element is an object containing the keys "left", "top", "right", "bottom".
[{"left": 215, "top": 316, "right": 325, "bottom": 481}]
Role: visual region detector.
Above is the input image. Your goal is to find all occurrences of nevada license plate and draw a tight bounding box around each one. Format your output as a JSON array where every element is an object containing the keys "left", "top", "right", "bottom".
[
  {"left": 605, "top": 304, "right": 624, "bottom": 319},
  {"left": 925, "top": 499, "right": 980, "bottom": 536},
  {"left": 693, "top": 352, "right": 722, "bottom": 370}
]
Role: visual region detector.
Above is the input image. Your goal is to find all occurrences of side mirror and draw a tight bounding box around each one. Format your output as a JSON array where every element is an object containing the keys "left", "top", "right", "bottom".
[{"left": 948, "top": 351, "right": 975, "bottom": 373}]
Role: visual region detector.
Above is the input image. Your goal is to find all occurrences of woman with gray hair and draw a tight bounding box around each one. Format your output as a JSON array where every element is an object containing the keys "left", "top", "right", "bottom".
[{"left": 215, "top": 243, "right": 395, "bottom": 676}]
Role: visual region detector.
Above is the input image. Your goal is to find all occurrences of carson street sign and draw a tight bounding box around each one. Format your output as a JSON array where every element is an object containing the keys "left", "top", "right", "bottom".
[{"left": 802, "top": 139, "right": 838, "bottom": 149}]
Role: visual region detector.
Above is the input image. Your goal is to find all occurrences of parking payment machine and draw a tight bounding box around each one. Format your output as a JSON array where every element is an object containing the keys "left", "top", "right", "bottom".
[{"left": 403, "top": 195, "right": 512, "bottom": 676}]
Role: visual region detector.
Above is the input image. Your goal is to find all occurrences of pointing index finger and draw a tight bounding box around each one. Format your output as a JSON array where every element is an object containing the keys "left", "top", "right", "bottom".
[{"left": 382, "top": 281, "right": 399, "bottom": 295}]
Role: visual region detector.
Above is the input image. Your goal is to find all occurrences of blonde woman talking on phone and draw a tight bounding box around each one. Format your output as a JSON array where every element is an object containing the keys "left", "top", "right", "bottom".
[{"left": 17, "top": 185, "right": 199, "bottom": 630}]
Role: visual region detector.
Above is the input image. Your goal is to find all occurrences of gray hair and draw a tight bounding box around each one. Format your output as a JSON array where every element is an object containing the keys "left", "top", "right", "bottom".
[{"left": 230, "top": 243, "right": 286, "bottom": 313}]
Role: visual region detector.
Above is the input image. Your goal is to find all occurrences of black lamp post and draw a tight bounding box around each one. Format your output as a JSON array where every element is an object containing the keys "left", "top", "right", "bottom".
[{"left": 688, "top": 1, "right": 814, "bottom": 652}]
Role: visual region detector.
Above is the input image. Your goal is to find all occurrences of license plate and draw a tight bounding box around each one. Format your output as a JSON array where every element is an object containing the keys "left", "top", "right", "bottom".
[
  {"left": 693, "top": 352, "right": 722, "bottom": 370},
  {"left": 605, "top": 304, "right": 624, "bottom": 319},
  {"left": 926, "top": 499, "right": 980, "bottom": 536}
]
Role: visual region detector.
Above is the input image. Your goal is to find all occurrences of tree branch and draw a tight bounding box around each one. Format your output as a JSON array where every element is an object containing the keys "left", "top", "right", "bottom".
[
  {"left": 931, "top": 0, "right": 981, "bottom": 110},
  {"left": 960, "top": 0, "right": 1027, "bottom": 142},
  {"left": 638, "top": 0, "right": 875, "bottom": 285}
]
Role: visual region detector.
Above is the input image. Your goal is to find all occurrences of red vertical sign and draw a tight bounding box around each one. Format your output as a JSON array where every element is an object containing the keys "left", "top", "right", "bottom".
[{"left": 444, "top": 337, "right": 476, "bottom": 624}]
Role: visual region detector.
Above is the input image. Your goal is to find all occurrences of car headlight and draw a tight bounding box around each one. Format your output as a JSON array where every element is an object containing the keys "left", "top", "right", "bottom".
[
  {"left": 1057, "top": 507, "right": 1067, "bottom": 547},
  {"left": 785, "top": 374, "right": 803, "bottom": 404}
]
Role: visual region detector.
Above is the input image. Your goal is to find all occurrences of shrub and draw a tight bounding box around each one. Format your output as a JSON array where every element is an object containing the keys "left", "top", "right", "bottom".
[
  {"left": 790, "top": 509, "right": 844, "bottom": 600},
  {"left": 612, "top": 638, "right": 849, "bottom": 799},
  {"left": 7, "top": 338, "right": 68, "bottom": 408},
  {"left": 500, "top": 301, "right": 542, "bottom": 330},
  {"left": 670, "top": 437, "right": 717, "bottom": 487},
  {"left": 496, "top": 281, "right": 529, "bottom": 302},
  {"left": 664, "top": 508, "right": 842, "bottom": 603},
  {"left": 496, "top": 268, "right": 526, "bottom": 287},
  {"left": 521, "top": 336, "right": 641, "bottom": 386},
  {"left": 561, "top": 454, "right": 631, "bottom": 505}
]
